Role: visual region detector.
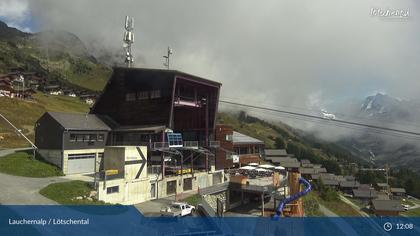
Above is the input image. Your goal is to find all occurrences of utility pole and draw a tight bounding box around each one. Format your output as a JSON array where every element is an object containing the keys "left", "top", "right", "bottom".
[
  {"left": 163, "top": 47, "right": 173, "bottom": 69},
  {"left": 0, "top": 113, "right": 37, "bottom": 159}
]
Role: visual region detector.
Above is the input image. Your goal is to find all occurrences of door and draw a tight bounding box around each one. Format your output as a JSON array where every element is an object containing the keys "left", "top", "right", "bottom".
[
  {"left": 150, "top": 183, "right": 156, "bottom": 199},
  {"left": 67, "top": 153, "right": 96, "bottom": 174}
]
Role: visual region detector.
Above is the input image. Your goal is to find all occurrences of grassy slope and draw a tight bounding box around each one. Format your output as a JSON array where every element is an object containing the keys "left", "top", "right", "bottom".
[
  {"left": 311, "top": 191, "right": 361, "bottom": 216},
  {"left": 0, "top": 93, "right": 89, "bottom": 148},
  {"left": 0, "top": 36, "right": 111, "bottom": 91},
  {"left": 218, "top": 112, "right": 284, "bottom": 148},
  {"left": 39, "top": 180, "right": 107, "bottom": 205},
  {"left": 0, "top": 152, "right": 63, "bottom": 177}
]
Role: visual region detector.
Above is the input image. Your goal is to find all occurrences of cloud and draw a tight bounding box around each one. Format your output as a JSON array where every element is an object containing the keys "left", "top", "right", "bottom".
[
  {"left": 0, "top": 0, "right": 31, "bottom": 32},
  {"left": 25, "top": 0, "right": 420, "bottom": 142}
]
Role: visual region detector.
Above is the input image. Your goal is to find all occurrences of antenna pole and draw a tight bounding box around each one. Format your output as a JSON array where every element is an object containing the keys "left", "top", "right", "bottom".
[
  {"left": 123, "top": 16, "right": 134, "bottom": 67},
  {"left": 163, "top": 47, "right": 173, "bottom": 69}
]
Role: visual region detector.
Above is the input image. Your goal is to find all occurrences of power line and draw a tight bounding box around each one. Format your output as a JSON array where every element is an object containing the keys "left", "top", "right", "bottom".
[
  {"left": 221, "top": 95, "right": 420, "bottom": 131},
  {"left": 219, "top": 99, "right": 420, "bottom": 138}
]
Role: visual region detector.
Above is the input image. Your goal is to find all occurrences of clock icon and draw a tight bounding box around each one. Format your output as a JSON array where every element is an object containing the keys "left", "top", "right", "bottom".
[{"left": 383, "top": 222, "right": 393, "bottom": 232}]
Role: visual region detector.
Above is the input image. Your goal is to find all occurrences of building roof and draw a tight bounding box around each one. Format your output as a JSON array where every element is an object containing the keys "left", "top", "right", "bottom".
[
  {"left": 339, "top": 181, "right": 360, "bottom": 188},
  {"left": 344, "top": 176, "right": 356, "bottom": 181},
  {"left": 372, "top": 200, "right": 403, "bottom": 212},
  {"left": 264, "top": 149, "right": 288, "bottom": 157},
  {"left": 390, "top": 188, "right": 406, "bottom": 194},
  {"left": 281, "top": 162, "right": 301, "bottom": 169},
  {"left": 377, "top": 183, "right": 389, "bottom": 188},
  {"left": 301, "top": 163, "right": 314, "bottom": 168},
  {"left": 299, "top": 167, "right": 317, "bottom": 175},
  {"left": 376, "top": 193, "right": 390, "bottom": 200},
  {"left": 311, "top": 174, "right": 320, "bottom": 180},
  {"left": 300, "top": 159, "right": 311, "bottom": 164},
  {"left": 232, "top": 131, "right": 264, "bottom": 145},
  {"left": 265, "top": 156, "right": 298, "bottom": 164},
  {"left": 114, "top": 67, "right": 222, "bottom": 87},
  {"left": 47, "top": 112, "right": 111, "bottom": 131},
  {"left": 353, "top": 189, "right": 377, "bottom": 199},
  {"left": 322, "top": 179, "right": 339, "bottom": 186}
]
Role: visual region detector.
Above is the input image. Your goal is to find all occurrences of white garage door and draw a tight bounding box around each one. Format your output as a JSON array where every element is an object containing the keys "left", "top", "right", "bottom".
[{"left": 67, "top": 153, "right": 96, "bottom": 174}]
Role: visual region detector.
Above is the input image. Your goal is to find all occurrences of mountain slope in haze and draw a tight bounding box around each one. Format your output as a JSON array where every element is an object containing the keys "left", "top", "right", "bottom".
[
  {"left": 0, "top": 20, "right": 111, "bottom": 91},
  {"left": 336, "top": 93, "right": 420, "bottom": 171}
]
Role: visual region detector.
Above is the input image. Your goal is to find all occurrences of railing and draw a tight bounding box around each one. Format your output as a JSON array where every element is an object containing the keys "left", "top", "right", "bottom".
[
  {"left": 183, "top": 141, "right": 198, "bottom": 148},
  {"left": 147, "top": 165, "right": 161, "bottom": 175},
  {"left": 209, "top": 141, "right": 220, "bottom": 148},
  {"left": 153, "top": 142, "right": 169, "bottom": 150}
]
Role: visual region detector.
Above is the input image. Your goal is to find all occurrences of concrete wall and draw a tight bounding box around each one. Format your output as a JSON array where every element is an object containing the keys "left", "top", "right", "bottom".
[
  {"left": 37, "top": 149, "right": 62, "bottom": 169},
  {"left": 98, "top": 146, "right": 224, "bottom": 204},
  {"left": 98, "top": 146, "right": 151, "bottom": 204},
  {"left": 97, "top": 178, "right": 151, "bottom": 205},
  {"left": 155, "top": 171, "right": 225, "bottom": 199}
]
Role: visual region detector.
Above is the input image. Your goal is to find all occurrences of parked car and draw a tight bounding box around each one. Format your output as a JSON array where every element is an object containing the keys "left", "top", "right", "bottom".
[
  {"left": 402, "top": 204, "right": 410, "bottom": 211},
  {"left": 160, "top": 202, "right": 195, "bottom": 217}
]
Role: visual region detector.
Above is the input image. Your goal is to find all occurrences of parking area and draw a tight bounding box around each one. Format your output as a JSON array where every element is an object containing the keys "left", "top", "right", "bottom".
[{"left": 135, "top": 197, "right": 175, "bottom": 217}]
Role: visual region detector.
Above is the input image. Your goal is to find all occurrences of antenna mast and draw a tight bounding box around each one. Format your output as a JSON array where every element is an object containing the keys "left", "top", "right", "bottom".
[
  {"left": 163, "top": 47, "right": 173, "bottom": 69},
  {"left": 123, "top": 16, "right": 134, "bottom": 67}
]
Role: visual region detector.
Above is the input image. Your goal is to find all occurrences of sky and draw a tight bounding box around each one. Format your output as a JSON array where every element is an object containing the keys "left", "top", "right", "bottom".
[{"left": 1, "top": 0, "right": 419, "bottom": 117}]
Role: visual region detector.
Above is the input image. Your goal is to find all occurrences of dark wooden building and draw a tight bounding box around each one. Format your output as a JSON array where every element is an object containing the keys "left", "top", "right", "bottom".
[
  {"left": 36, "top": 67, "right": 222, "bottom": 177},
  {"left": 35, "top": 112, "right": 111, "bottom": 175},
  {"left": 91, "top": 67, "right": 221, "bottom": 146}
]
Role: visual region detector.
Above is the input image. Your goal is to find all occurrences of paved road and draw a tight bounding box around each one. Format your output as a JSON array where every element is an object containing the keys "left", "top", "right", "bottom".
[
  {"left": 0, "top": 172, "right": 94, "bottom": 205},
  {"left": 0, "top": 149, "right": 94, "bottom": 205},
  {"left": 0, "top": 147, "right": 33, "bottom": 158}
]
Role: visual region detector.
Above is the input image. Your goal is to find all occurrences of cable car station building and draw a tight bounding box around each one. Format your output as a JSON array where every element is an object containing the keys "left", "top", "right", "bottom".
[{"left": 35, "top": 67, "right": 225, "bottom": 204}]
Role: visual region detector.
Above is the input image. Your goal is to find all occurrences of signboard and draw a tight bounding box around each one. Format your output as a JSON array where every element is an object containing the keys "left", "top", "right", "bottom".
[
  {"left": 103, "top": 148, "right": 125, "bottom": 179},
  {"left": 105, "top": 169, "right": 119, "bottom": 176},
  {"left": 232, "top": 155, "right": 239, "bottom": 163}
]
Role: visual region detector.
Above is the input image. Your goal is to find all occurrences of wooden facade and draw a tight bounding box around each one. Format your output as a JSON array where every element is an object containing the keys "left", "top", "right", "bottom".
[{"left": 91, "top": 67, "right": 221, "bottom": 144}]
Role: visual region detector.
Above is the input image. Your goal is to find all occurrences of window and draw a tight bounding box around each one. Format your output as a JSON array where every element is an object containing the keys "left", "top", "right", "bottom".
[
  {"left": 83, "top": 134, "right": 90, "bottom": 142},
  {"left": 107, "top": 186, "right": 119, "bottom": 194},
  {"left": 68, "top": 153, "right": 95, "bottom": 160},
  {"left": 225, "top": 134, "right": 233, "bottom": 141},
  {"left": 70, "top": 134, "right": 76, "bottom": 142},
  {"left": 150, "top": 90, "right": 161, "bottom": 99},
  {"left": 76, "top": 134, "right": 84, "bottom": 142},
  {"left": 89, "top": 134, "right": 97, "bottom": 141},
  {"left": 125, "top": 93, "right": 136, "bottom": 101},
  {"left": 137, "top": 91, "right": 148, "bottom": 100},
  {"left": 98, "top": 134, "right": 104, "bottom": 142}
]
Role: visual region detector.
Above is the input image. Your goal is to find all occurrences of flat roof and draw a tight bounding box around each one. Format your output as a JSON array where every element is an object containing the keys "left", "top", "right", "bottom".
[
  {"left": 113, "top": 67, "right": 222, "bottom": 87},
  {"left": 112, "top": 125, "right": 166, "bottom": 133},
  {"left": 232, "top": 131, "right": 264, "bottom": 145}
]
